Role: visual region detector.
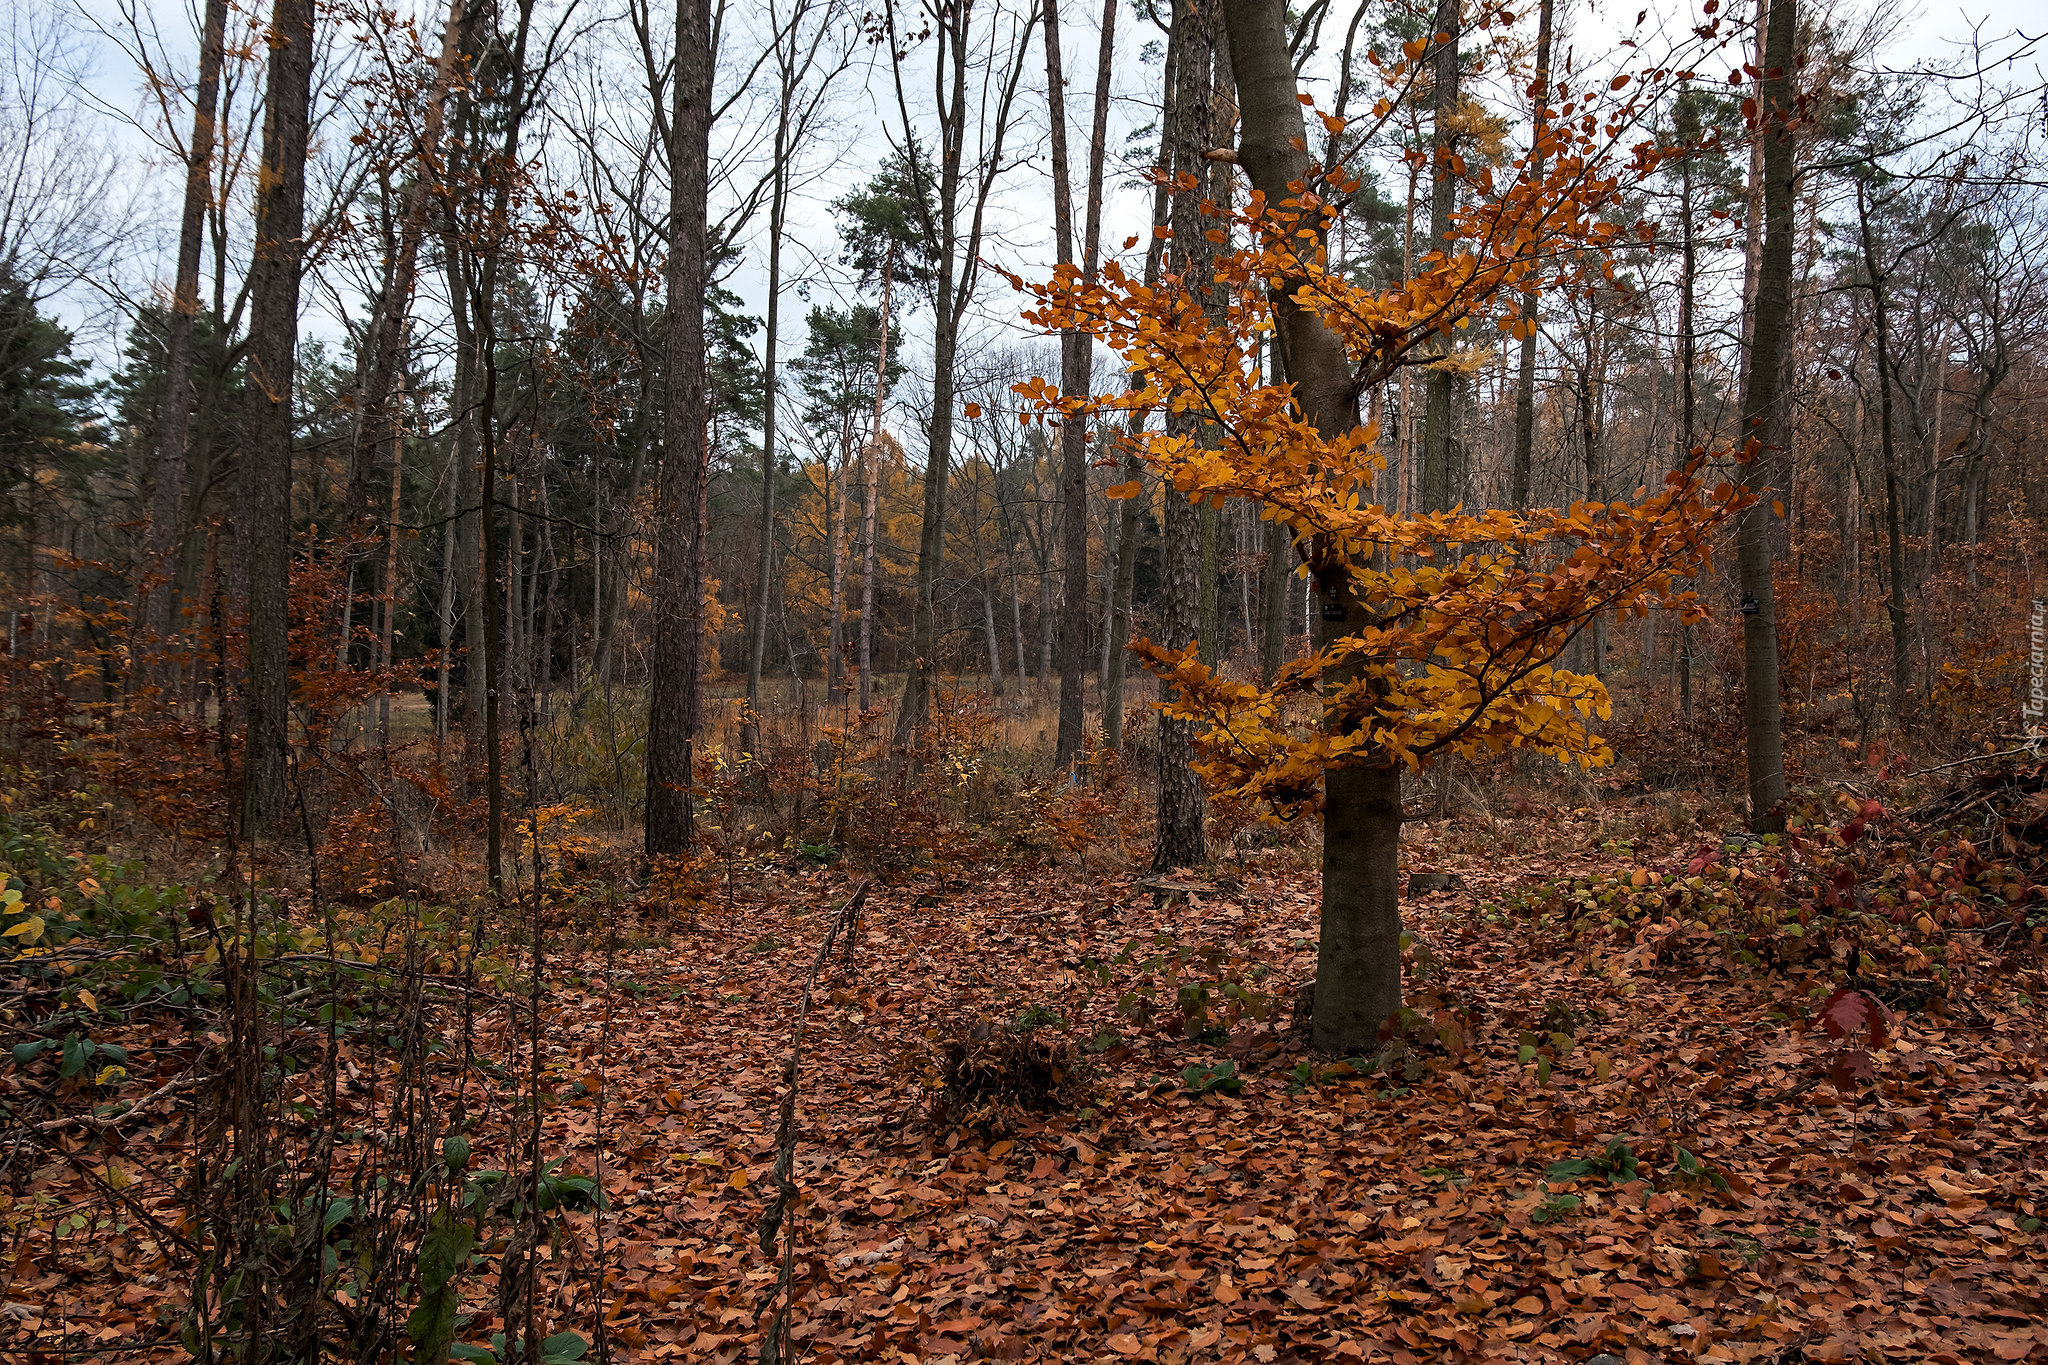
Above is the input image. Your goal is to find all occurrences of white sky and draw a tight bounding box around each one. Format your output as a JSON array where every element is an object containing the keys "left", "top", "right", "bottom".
[{"left": 29, "top": 0, "right": 2048, "bottom": 396}]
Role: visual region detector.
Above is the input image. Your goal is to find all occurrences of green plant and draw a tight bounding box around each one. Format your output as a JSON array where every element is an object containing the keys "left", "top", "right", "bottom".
[
  {"left": 1180, "top": 1060, "right": 1241, "bottom": 1096},
  {"left": 1531, "top": 1190, "right": 1582, "bottom": 1224},
  {"left": 1011, "top": 1002, "right": 1065, "bottom": 1031},
  {"left": 452, "top": 1329, "right": 591, "bottom": 1365},
  {"left": 1545, "top": 1137, "right": 1642, "bottom": 1186}
]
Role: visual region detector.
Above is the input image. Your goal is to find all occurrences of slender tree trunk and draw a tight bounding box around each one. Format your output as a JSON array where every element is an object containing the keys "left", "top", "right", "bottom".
[
  {"left": 1226, "top": 0, "right": 1396, "bottom": 1050},
  {"left": 1259, "top": 342, "right": 1292, "bottom": 684},
  {"left": 745, "top": 72, "right": 793, "bottom": 758},
  {"left": 1733, "top": 0, "right": 1796, "bottom": 835},
  {"left": 378, "top": 379, "right": 404, "bottom": 747},
  {"left": 435, "top": 432, "right": 457, "bottom": 766},
  {"left": 1507, "top": 0, "right": 1553, "bottom": 509},
  {"left": 860, "top": 251, "right": 893, "bottom": 713},
  {"left": 1152, "top": 0, "right": 1214, "bottom": 871},
  {"left": 1856, "top": 183, "right": 1913, "bottom": 714},
  {"left": 1417, "top": 0, "right": 1462, "bottom": 513},
  {"left": 827, "top": 447, "right": 847, "bottom": 693},
  {"left": 1044, "top": 0, "right": 1108, "bottom": 769},
  {"left": 340, "top": 0, "right": 467, "bottom": 656},
  {"left": 1675, "top": 103, "right": 1700, "bottom": 722},
  {"left": 890, "top": 2, "right": 1035, "bottom": 750},
  {"left": 1103, "top": 2, "right": 1177, "bottom": 751},
  {"left": 143, "top": 0, "right": 228, "bottom": 652},
  {"left": 646, "top": 0, "right": 712, "bottom": 858},
  {"left": 983, "top": 581, "right": 1005, "bottom": 694},
  {"left": 240, "top": 0, "right": 316, "bottom": 834},
  {"left": 1580, "top": 327, "right": 1606, "bottom": 679}
]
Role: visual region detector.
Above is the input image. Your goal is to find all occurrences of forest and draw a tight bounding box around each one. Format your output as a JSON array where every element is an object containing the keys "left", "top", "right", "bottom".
[{"left": 1, "top": 0, "right": 2045, "bottom": 1358}]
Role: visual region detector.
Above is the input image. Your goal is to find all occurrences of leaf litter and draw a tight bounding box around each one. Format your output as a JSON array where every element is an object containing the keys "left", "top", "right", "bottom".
[{"left": 10, "top": 808, "right": 2047, "bottom": 1364}]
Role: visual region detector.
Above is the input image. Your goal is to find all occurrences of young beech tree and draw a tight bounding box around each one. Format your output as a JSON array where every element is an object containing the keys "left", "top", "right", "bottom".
[{"left": 1013, "top": 0, "right": 1742, "bottom": 1053}]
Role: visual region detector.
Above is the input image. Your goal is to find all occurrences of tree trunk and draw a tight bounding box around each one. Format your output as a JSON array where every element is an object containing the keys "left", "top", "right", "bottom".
[
  {"left": 1103, "top": 2, "right": 1178, "bottom": 751},
  {"left": 745, "top": 61, "right": 793, "bottom": 758},
  {"left": 240, "top": 0, "right": 316, "bottom": 835},
  {"left": 1734, "top": 0, "right": 1795, "bottom": 835},
  {"left": 1226, "top": 0, "right": 1398, "bottom": 1049},
  {"left": 1674, "top": 97, "right": 1701, "bottom": 722},
  {"left": 1507, "top": 0, "right": 1553, "bottom": 510},
  {"left": 1044, "top": 0, "right": 1110, "bottom": 769},
  {"left": 143, "top": 0, "right": 228, "bottom": 652},
  {"left": 827, "top": 444, "right": 847, "bottom": 694},
  {"left": 1856, "top": 183, "right": 1913, "bottom": 714},
  {"left": 1151, "top": 0, "right": 1214, "bottom": 872},
  {"left": 1417, "top": 0, "right": 1462, "bottom": 514},
  {"left": 860, "top": 251, "right": 893, "bottom": 713},
  {"left": 1580, "top": 321, "right": 1606, "bottom": 679},
  {"left": 646, "top": 0, "right": 712, "bottom": 859},
  {"left": 378, "top": 379, "right": 404, "bottom": 747}
]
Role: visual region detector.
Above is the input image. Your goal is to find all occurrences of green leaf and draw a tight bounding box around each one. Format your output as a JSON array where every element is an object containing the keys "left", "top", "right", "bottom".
[
  {"left": 540, "top": 1331, "right": 589, "bottom": 1364},
  {"left": 1180, "top": 1060, "right": 1241, "bottom": 1095},
  {"left": 1545, "top": 1158, "right": 1596, "bottom": 1181},
  {"left": 322, "top": 1198, "right": 355, "bottom": 1235},
  {"left": 405, "top": 1217, "right": 477, "bottom": 1362},
  {"left": 59, "top": 1032, "right": 90, "bottom": 1079}
]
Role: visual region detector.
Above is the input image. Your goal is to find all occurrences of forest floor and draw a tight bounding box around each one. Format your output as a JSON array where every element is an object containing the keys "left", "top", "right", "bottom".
[{"left": 12, "top": 803, "right": 2048, "bottom": 1364}]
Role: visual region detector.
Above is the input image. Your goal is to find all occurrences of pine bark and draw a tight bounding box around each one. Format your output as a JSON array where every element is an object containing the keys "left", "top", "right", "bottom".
[
  {"left": 646, "top": 0, "right": 713, "bottom": 858},
  {"left": 1151, "top": 0, "right": 1215, "bottom": 872},
  {"left": 240, "top": 0, "right": 316, "bottom": 833}
]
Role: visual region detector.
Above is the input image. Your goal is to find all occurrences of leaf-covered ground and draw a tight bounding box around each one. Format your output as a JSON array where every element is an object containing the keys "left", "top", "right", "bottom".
[
  {"left": 13, "top": 814, "right": 2048, "bottom": 1363},
  {"left": 534, "top": 839, "right": 2047, "bottom": 1364}
]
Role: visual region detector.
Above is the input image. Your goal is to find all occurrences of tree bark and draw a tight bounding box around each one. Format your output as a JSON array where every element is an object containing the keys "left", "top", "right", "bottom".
[
  {"left": 1417, "top": 0, "right": 1462, "bottom": 513},
  {"left": 745, "top": 40, "right": 794, "bottom": 759},
  {"left": 891, "top": 2, "right": 1038, "bottom": 751},
  {"left": 860, "top": 251, "right": 892, "bottom": 713},
  {"left": 240, "top": 0, "right": 316, "bottom": 835},
  {"left": 1733, "top": 0, "right": 1795, "bottom": 835},
  {"left": 1226, "top": 0, "right": 1399, "bottom": 1050},
  {"left": 1045, "top": 0, "right": 1108, "bottom": 769},
  {"left": 1855, "top": 182, "right": 1913, "bottom": 714},
  {"left": 646, "top": 0, "right": 713, "bottom": 858},
  {"left": 1674, "top": 93, "right": 1702, "bottom": 722},
  {"left": 142, "top": 0, "right": 229, "bottom": 653},
  {"left": 1152, "top": 0, "right": 1214, "bottom": 872},
  {"left": 1103, "top": 1, "right": 1178, "bottom": 752},
  {"left": 344, "top": 0, "right": 466, "bottom": 581},
  {"left": 1507, "top": 0, "right": 1552, "bottom": 510}
]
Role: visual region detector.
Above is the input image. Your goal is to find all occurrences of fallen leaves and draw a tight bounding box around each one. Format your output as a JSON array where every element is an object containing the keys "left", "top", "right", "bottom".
[{"left": 8, "top": 807, "right": 2046, "bottom": 1364}]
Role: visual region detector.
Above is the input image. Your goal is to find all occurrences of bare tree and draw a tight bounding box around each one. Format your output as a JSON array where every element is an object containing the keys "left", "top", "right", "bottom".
[
  {"left": 883, "top": 0, "right": 1041, "bottom": 752},
  {"left": 241, "top": 0, "right": 318, "bottom": 833}
]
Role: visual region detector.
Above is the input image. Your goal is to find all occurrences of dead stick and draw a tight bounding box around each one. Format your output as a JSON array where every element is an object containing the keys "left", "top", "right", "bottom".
[{"left": 755, "top": 879, "right": 871, "bottom": 1365}]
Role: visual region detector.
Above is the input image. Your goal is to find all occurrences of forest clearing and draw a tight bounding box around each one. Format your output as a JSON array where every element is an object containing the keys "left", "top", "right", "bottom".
[{"left": 1, "top": 0, "right": 2046, "bottom": 1357}]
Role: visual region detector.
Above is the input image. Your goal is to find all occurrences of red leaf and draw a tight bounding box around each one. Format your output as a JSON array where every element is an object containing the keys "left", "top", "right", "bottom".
[
  {"left": 1819, "top": 987, "right": 1892, "bottom": 1048},
  {"left": 1829, "top": 1047, "right": 1875, "bottom": 1090}
]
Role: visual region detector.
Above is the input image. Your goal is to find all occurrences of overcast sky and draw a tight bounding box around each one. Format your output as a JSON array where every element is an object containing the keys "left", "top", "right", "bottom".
[{"left": 28, "top": 0, "right": 2046, "bottom": 400}]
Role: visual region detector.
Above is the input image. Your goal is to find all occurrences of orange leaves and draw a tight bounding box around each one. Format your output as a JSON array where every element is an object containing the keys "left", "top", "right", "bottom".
[
  {"left": 1105, "top": 481, "right": 1143, "bottom": 501},
  {"left": 1002, "top": 67, "right": 1728, "bottom": 813}
]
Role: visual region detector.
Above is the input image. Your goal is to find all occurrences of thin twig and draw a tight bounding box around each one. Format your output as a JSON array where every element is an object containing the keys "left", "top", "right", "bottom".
[{"left": 755, "top": 879, "right": 871, "bottom": 1365}]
